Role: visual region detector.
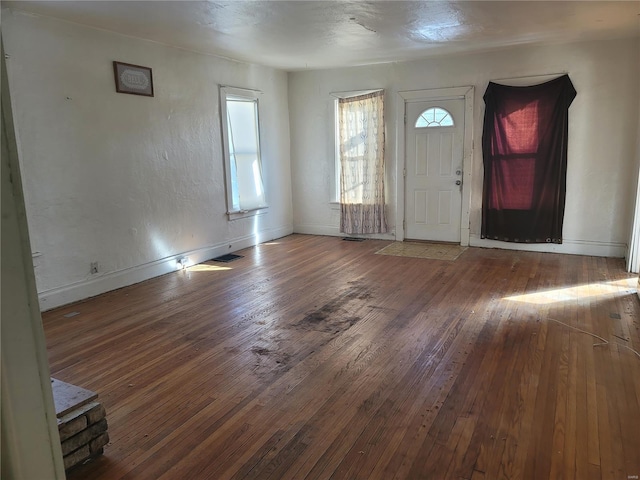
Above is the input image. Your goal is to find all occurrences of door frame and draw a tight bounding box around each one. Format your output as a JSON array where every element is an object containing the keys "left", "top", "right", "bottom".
[{"left": 396, "top": 86, "right": 474, "bottom": 245}]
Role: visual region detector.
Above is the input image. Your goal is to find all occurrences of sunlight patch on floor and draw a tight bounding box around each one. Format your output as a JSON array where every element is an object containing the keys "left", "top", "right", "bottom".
[
  {"left": 186, "top": 264, "right": 232, "bottom": 272},
  {"left": 503, "top": 277, "right": 637, "bottom": 305}
]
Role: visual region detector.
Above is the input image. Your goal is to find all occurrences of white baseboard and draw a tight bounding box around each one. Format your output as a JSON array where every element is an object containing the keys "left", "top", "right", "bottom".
[
  {"left": 293, "top": 223, "right": 396, "bottom": 241},
  {"left": 37, "top": 224, "right": 293, "bottom": 311},
  {"left": 293, "top": 223, "right": 341, "bottom": 237},
  {"left": 469, "top": 234, "right": 627, "bottom": 258}
]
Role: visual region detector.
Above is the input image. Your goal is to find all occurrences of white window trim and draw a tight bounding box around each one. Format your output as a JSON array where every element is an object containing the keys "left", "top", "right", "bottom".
[
  {"left": 227, "top": 207, "right": 269, "bottom": 221},
  {"left": 333, "top": 98, "right": 340, "bottom": 203},
  {"left": 219, "top": 86, "right": 268, "bottom": 220}
]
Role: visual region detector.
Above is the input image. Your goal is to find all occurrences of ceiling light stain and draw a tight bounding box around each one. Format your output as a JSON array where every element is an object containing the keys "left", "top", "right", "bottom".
[{"left": 349, "top": 16, "right": 376, "bottom": 33}]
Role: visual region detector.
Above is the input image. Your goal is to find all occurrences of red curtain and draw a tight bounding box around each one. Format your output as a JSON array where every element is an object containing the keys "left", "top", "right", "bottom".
[{"left": 481, "top": 75, "right": 576, "bottom": 243}]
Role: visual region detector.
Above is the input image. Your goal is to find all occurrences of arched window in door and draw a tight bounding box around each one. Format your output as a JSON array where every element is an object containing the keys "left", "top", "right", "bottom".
[{"left": 415, "top": 107, "right": 454, "bottom": 128}]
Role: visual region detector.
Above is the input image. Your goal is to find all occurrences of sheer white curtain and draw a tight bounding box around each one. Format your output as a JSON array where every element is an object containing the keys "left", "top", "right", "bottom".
[
  {"left": 338, "top": 90, "right": 387, "bottom": 234},
  {"left": 627, "top": 101, "right": 640, "bottom": 274},
  {"left": 628, "top": 166, "right": 640, "bottom": 273}
]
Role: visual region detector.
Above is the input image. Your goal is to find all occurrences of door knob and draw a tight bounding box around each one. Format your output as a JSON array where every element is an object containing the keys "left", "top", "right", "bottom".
[{"left": 455, "top": 180, "right": 462, "bottom": 186}]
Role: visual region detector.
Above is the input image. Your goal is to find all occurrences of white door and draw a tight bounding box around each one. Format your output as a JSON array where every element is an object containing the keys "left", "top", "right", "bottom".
[{"left": 405, "top": 98, "right": 465, "bottom": 242}]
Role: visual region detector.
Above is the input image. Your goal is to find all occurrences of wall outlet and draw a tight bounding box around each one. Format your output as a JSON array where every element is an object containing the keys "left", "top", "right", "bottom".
[{"left": 90, "top": 262, "right": 98, "bottom": 274}]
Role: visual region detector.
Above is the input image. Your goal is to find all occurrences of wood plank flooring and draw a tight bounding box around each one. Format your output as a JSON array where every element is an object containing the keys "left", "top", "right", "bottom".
[{"left": 42, "top": 234, "right": 640, "bottom": 480}]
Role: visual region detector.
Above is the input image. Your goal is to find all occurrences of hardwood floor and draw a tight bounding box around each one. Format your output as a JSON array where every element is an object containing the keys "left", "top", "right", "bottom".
[{"left": 42, "top": 234, "right": 640, "bottom": 480}]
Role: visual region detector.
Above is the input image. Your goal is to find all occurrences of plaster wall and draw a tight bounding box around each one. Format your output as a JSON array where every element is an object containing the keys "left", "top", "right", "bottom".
[
  {"left": 2, "top": 10, "right": 293, "bottom": 310},
  {"left": 289, "top": 37, "right": 640, "bottom": 256}
]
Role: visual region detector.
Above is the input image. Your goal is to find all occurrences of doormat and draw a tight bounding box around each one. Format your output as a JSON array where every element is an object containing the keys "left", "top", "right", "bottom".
[
  {"left": 342, "top": 237, "right": 366, "bottom": 242},
  {"left": 212, "top": 253, "right": 244, "bottom": 263},
  {"left": 375, "top": 242, "right": 467, "bottom": 261}
]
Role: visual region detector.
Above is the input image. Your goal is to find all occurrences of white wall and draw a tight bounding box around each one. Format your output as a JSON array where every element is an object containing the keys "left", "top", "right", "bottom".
[
  {"left": 2, "top": 10, "right": 293, "bottom": 310},
  {"left": 289, "top": 37, "right": 640, "bottom": 257}
]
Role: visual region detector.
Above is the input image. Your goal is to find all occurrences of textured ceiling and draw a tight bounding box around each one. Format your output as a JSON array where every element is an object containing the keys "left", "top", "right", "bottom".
[{"left": 5, "top": 1, "right": 640, "bottom": 70}]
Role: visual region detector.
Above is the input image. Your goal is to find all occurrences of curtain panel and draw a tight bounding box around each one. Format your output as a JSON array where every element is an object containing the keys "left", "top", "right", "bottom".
[
  {"left": 481, "top": 75, "right": 576, "bottom": 243},
  {"left": 338, "top": 90, "right": 387, "bottom": 235}
]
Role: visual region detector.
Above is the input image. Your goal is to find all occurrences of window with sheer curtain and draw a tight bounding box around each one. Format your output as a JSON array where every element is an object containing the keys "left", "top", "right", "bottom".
[
  {"left": 338, "top": 90, "right": 387, "bottom": 235},
  {"left": 628, "top": 173, "right": 640, "bottom": 273}
]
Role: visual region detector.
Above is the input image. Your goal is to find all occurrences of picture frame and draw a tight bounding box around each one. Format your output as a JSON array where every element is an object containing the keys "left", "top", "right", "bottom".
[{"left": 113, "top": 61, "right": 154, "bottom": 97}]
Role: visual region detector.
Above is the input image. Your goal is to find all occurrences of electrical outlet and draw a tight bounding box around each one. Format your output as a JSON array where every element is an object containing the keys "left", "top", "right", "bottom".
[{"left": 90, "top": 262, "right": 98, "bottom": 274}]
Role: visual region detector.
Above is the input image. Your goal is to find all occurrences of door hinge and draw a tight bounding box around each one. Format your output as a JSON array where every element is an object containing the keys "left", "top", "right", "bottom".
[
  {"left": 403, "top": 220, "right": 406, "bottom": 230},
  {"left": 403, "top": 168, "right": 407, "bottom": 177}
]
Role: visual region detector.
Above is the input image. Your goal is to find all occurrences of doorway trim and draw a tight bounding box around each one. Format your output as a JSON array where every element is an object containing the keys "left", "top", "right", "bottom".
[{"left": 396, "top": 86, "right": 474, "bottom": 245}]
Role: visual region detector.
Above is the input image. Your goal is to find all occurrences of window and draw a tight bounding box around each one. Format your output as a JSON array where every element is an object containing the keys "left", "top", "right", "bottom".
[
  {"left": 415, "top": 107, "right": 454, "bottom": 128},
  {"left": 481, "top": 75, "right": 576, "bottom": 243},
  {"left": 220, "top": 87, "right": 266, "bottom": 218},
  {"left": 337, "top": 90, "right": 387, "bottom": 234},
  {"left": 333, "top": 89, "right": 382, "bottom": 203}
]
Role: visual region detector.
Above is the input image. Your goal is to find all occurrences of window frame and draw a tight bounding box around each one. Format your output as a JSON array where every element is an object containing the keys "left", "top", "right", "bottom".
[
  {"left": 219, "top": 86, "right": 267, "bottom": 220},
  {"left": 333, "top": 98, "right": 340, "bottom": 203},
  {"left": 415, "top": 106, "right": 455, "bottom": 128}
]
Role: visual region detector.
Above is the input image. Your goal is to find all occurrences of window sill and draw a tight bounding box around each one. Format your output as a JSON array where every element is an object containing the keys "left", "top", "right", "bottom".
[{"left": 226, "top": 206, "right": 269, "bottom": 221}]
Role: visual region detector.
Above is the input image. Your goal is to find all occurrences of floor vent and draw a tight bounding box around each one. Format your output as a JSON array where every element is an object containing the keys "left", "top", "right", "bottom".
[
  {"left": 342, "top": 237, "right": 366, "bottom": 242},
  {"left": 212, "top": 253, "right": 244, "bottom": 263}
]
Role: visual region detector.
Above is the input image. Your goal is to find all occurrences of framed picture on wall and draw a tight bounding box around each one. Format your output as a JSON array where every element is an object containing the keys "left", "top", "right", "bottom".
[{"left": 113, "top": 61, "right": 154, "bottom": 97}]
